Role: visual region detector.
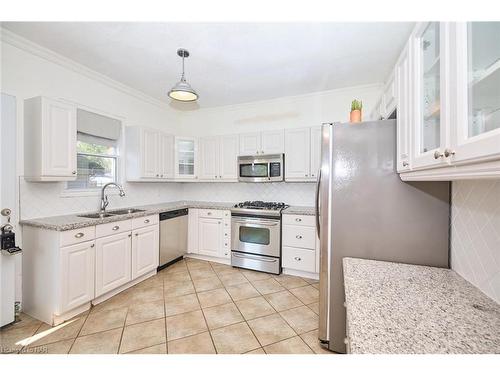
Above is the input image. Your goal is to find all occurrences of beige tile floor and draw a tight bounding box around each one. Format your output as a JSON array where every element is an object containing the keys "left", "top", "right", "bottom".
[{"left": 0, "top": 258, "right": 332, "bottom": 354}]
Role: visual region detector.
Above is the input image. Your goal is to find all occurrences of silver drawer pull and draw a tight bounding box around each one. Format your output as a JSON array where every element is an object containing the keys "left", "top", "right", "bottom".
[
  {"left": 295, "top": 218, "right": 302, "bottom": 222},
  {"left": 112, "top": 226, "right": 120, "bottom": 231},
  {"left": 296, "top": 235, "right": 302, "bottom": 239},
  {"left": 207, "top": 212, "right": 212, "bottom": 215},
  {"left": 233, "top": 253, "right": 277, "bottom": 263},
  {"left": 144, "top": 219, "right": 150, "bottom": 223},
  {"left": 75, "top": 232, "right": 84, "bottom": 238},
  {"left": 294, "top": 256, "right": 302, "bottom": 261}
]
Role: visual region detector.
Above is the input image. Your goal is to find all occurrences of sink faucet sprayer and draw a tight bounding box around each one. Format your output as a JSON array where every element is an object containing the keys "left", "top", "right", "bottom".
[{"left": 100, "top": 183, "right": 126, "bottom": 213}]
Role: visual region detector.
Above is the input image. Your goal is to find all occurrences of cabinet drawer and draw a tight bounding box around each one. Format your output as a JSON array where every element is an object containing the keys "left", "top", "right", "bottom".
[
  {"left": 283, "top": 224, "right": 316, "bottom": 249},
  {"left": 282, "top": 214, "right": 315, "bottom": 227},
  {"left": 132, "top": 214, "right": 159, "bottom": 229},
  {"left": 60, "top": 226, "right": 96, "bottom": 247},
  {"left": 282, "top": 246, "right": 316, "bottom": 273},
  {"left": 198, "top": 209, "right": 223, "bottom": 219},
  {"left": 96, "top": 219, "right": 132, "bottom": 238}
]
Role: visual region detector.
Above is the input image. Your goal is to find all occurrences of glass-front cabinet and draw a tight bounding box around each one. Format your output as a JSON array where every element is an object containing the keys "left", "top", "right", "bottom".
[
  {"left": 175, "top": 136, "right": 198, "bottom": 179},
  {"left": 451, "top": 22, "right": 500, "bottom": 163},
  {"left": 411, "top": 22, "right": 451, "bottom": 169}
]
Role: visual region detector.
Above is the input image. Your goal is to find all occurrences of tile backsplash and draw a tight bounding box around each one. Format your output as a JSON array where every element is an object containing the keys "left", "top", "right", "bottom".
[
  {"left": 19, "top": 180, "right": 316, "bottom": 219},
  {"left": 451, "top": 180, "right": 500, "bottom": 303}
]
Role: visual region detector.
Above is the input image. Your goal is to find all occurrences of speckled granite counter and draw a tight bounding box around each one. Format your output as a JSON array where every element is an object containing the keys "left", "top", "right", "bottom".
[
  {"left": 282, "top": 205, "right": 315, "bottom": 215},
  {"left": 343, "top": 257, "right": 500, "bottom": 354},
  {"left": 20, "top": 201, "right": 236, "bottom": 231}
]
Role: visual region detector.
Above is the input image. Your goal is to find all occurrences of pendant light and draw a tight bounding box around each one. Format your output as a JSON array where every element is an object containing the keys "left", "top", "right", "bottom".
[{"left": 168, "top": 48, "right": 198, "bottom": 102}]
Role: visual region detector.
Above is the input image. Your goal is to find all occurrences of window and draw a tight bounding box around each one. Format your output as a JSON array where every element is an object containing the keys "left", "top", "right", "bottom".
[{"left": 67, "top": 109, "right": 121, "bottom": 190}]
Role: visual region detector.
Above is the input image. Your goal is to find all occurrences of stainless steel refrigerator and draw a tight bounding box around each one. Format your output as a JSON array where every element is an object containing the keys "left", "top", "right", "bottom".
[{"left": 316, "top": 120, "right": 450, "bottom": 353}]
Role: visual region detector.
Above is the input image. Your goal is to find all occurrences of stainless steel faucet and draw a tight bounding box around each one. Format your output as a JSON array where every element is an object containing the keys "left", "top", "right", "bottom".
[{"left": 100, "top": 183, "right": 126, "bottom": 212}]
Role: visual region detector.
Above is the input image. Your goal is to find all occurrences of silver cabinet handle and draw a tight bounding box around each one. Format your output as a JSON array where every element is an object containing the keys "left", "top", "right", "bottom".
[
  {"left": 72, "top": 171, "right": 77, "bottom": 175},
  {"left": 156, "top": 174, "right": 159, "bottom": 177},
  {"left": 219, "top": 175, "right": 222, "bottom": 179},
  {"left": 128, "top": 234, "right": 132, "bottom": 238},
  {"left": 434, "top": 150, "right": 444, "bottom": 159},
  {"left": 296, "top": 235, "right": 303, "bottom": 239},
  {"left": 207, "top": 212, "right": 212, "bottom": 215},
  {"left": 295, "top": 218, "right": 302, "bottom": 222},
  {"left": 112, "top": 226, "right": 120, "bottom": 231},
  {"left": 294, "top": 256, "right": 302, "bottom": 261},
  {"left": 444, "top": 149, "right": 455, "bottom": 158},
  {"left": 144, "top": 219, "right": 150, "bottom": 223},
  {"left": 402, "top": 161, "right": 409, "bottom": 167},
  {"left": 75, "top": 232, "right": 84, "bottom": 238},
  {"left": 305, "top": 174, "right": 308, "bottom": 177},
  {"left": 90, "top": 244, "right": 95, "bottom": 248},
  {"left": 135, "top": 233, "right": 139, "bottom": 236}
]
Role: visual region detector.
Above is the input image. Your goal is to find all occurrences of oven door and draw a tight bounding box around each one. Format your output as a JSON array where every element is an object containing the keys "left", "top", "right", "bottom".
[{"left": 231, "top": 216, "right": 280, "bottom": 257}]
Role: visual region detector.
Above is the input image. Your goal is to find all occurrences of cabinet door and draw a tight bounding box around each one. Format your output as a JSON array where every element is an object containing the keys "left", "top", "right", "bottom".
[
  {"left": 261, "top": 129, "right": 285, "bottom": 154},
  {"left": 199, "top": 136, "right": 220, "bottom": 180},
  {"left": 220, "top": 135, "right": 239, "bottom": 180},
  {"left": 309, "top": 127, "right": 322, "bottom": 180},
  {"left": 160, "top": 133, "right": 175, "bottom": 179},
  {"left": 285, "top": 128, "right": 311, "bottom": 180},
  {"left": 175, "top": 137, "right": 197, "bottom": 179},
  {"left": 396, "top": 45, "right": 412, "bottom": 172},
  {"left": 95, "top": 232, "right": 132, "bottom": 297},
  {"left": 42, "top": 98, "right": 77, "bottom": 177},
  {"left": 383, "top": 73, "right": 397, "bottom": 118},
  {"left": 59, "top": 241, "right": 95, "bottom": 313},
  {"left": 239, "top": 132, "right": 261, "bottom": 156},
  {"left": 411, "top": 22, "right": 450, "bottom": 169},
  {"left": 450, "top": 22, "right": 500, "bottom": 164},
  {"left": 198, "top": 217, "right": 222, "bottom": 257},
  {"left": 142, "top": 129, "right": 159, "bottom": 178},
  {"left": 187, "top": 209, "right": 199, "bottom": 254},
  {"left": 132, "top": 225, "right": 159, "bottom": 279}
]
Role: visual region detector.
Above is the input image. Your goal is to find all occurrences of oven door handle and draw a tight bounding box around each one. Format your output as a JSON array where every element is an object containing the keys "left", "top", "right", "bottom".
[
  {"left": 232, "top": 253, "right": 278, "bottom": 263},
  {"left": 233, "top": 220, "right": 278, "bottom": 227}
]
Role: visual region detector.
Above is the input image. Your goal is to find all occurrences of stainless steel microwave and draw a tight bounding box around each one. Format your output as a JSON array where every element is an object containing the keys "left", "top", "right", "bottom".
[{"left": 238, "top": 154, "right": 284, "bottom": 182}]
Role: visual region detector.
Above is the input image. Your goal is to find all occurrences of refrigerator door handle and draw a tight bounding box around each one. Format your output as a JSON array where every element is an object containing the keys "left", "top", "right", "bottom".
[{"left": 315, "top": 169, "right": 321, "bottom": 238}]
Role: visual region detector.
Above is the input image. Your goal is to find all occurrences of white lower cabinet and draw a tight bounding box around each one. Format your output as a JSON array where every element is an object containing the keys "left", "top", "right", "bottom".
[
  {"left": 187, "top": 209, "right": 231, "bottom": 260},
  {"left": 282, "top": 214, "right": 319, "bottom": 277},
  {"left": 59, "top": 240, "right": 95, "bottom": 313},
  {"left": 132, "top": 225, "right": 160, "bottom": 279},
  {"left": 22, "top": 218, "right": 159, "bottom": 326},
  {"left": 95, "top": 232, "right": 132, "bottom": 297}
]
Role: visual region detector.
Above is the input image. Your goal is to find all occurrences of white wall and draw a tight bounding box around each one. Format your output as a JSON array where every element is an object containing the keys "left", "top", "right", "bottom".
[
  {"left": 451, "top": 180, "right": 500, "bottom": 303},
  {"left": 177, "top": 84, "right": 382, "bottom": 137}
]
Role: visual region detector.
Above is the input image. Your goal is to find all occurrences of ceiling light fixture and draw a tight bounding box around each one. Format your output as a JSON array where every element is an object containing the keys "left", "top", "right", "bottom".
[{"left": 168, "top": 48, "right": 198, "bottom": 102}]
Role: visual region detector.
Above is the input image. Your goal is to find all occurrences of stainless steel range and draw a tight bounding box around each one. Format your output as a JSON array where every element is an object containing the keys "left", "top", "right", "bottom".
[{"left": 231, "top": 201, "right": 288, "bottom": 274}]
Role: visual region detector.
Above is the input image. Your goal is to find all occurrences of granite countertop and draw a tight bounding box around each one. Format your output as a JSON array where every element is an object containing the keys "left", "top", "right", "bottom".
[
  {"left": 20, "top": 200, "right": 236, "bottom": 231},
  {"left": 282, "top": 205, "right": 315, "bottom": 216},
  {"left": 343, "top": 257, "right": 500, "bottom": 354}
]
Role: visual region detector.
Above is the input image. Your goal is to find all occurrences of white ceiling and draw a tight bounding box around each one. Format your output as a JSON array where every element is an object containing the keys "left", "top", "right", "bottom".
[{"left": 2, "top": 22, "right": 414, "bottom": 108}]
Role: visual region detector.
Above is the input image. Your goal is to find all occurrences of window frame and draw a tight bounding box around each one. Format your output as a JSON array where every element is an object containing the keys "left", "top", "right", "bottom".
[{"left": 61, "top": 103, "right": 124, "bottom": 197}]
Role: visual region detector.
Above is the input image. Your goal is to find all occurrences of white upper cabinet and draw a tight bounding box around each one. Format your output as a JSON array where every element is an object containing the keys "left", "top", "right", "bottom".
[
  {"left": 175, "top": 136, "right": 198, "bottom": 179},
  {"left": 261, "top": 129, "right": 285, "bottom": 154},
  {"left": 24, "top": 96, "right": 77, "bottom": 181},
  {"left": 219, "top": 134, "right": 239, "bottom": 180},
  {"left": 309, "top": 126, "right": 322, "bottom": 179},
  {"left": 199, "top": 136, "right": 220, "bottom": 180},
  {"left": 239, "top": 130, "right": 284, "bottom": 156},
  {"left": 160, "top": 133, "right": 175, "bottom": 179},
  {"left": 285, "top": 127, "right": 320, "bottom": 182},
  {"left": 126, "top": 126, "right": 174, "bottom": 180},
  {"left": 199, "top": 135, "right": 239, "bottom": 181},
  {"left": 397, "top": 22, "right": 500, "bottom": 180},
  {"left": 449, "top": 22, "right": 500, "bottom": 164},
  {"left": 396, "top": 43, "right": 412, "bottom": 173},
  {"left": 410, "top": 22, "right": 451, "bottom": 170},
  {"left": 239, "top": 132, "right": 262, "bottom": 155}
]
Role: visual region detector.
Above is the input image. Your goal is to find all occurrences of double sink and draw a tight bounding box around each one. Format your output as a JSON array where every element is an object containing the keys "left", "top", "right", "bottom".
[{"left": 77, "top": 208, "right": 145, "bottom": 219}]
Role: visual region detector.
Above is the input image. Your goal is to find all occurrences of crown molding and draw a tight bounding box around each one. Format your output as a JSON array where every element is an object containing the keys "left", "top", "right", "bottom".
[{"left": 0, "top": 27, "right": 171, "bottom": 111}]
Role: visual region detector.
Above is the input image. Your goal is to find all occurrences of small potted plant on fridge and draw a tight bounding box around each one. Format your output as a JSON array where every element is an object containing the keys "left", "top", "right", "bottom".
[{"left": 350, "top": 99, "right": 362, "bottom": 123}]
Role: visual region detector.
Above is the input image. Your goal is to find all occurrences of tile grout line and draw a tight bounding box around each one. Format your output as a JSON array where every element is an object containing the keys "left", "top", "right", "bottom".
[{"left": 67, "top": 310, "right": 93, "bottom": 354}]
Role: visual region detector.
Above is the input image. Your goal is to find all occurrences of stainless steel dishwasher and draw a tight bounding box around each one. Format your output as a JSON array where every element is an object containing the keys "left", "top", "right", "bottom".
[{"left": 159, "top": 208, "right": 188, "bottom": 270}]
